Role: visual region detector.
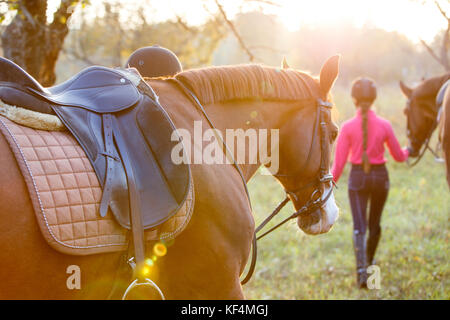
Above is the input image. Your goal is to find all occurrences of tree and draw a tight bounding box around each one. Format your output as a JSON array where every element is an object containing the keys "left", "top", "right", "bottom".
[
  {"left": 0, "top": 0, "right": 88, "bottom": 86},
  {"left": 0, "top": 0, "right": 278, "bottom": 84},
  {"left": 61, "top": 1, "right": 227, "bottom": 71},
  {"left": 419, "top": 0, "right": 450, "bottom": 71}
]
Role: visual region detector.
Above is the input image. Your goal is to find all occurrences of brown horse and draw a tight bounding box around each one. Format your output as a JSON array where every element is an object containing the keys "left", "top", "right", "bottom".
[
  {"left": 0, "top": 56, "right": 340, "bottom": 299},
  {"left": 400, "top": 74, "right": 450, "bottom": 187}
]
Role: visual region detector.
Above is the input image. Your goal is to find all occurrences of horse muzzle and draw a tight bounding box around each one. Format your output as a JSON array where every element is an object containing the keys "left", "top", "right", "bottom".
[
  {"left": 407, "top": 145, "right": 419, "bottom": 158},
  {"left": 297, "top": 189, "right": 339, "bottom": 235}
]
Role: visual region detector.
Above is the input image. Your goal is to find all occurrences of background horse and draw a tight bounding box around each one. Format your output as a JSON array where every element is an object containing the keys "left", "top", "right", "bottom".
[
  {"left": 0, "top": 56, "right": 339, "bottom": 299},
  {"left": 400, "top": 74, "right": 450, "bottom": 187}
]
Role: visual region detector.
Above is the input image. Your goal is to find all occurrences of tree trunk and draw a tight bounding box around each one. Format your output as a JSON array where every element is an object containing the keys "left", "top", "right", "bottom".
[{"left": 1, "top": 0, "right": 76, "bottom": 87}]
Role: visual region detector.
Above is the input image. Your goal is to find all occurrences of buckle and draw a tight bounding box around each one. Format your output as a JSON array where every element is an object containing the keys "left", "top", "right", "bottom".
[
  {"left": 285, "top": 189, "right": 299, "bottom": 202},
  {"left": 319, "top": 173, "right": 333, "bottom": 183},
  {"left": 127, "top": 257, "right": 136, "bottom": 270},
  {"left": 317, "top": 98, "right": 333, "bottom": 109}
]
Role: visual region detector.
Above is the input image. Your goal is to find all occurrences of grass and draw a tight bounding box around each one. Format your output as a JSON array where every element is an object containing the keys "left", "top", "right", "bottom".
[{"left": 243, "top": 85, "right": 449, "bottom": 300}]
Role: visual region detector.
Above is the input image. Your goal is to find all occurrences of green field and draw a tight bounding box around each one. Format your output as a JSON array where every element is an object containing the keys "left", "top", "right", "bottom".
[{"left": 244, "top": 85, "right": 450, "bottom": 299}]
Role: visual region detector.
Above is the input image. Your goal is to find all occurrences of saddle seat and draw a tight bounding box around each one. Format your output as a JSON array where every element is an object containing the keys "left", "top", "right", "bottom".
[
  {"left": 0, "top": 57, "right": 192, "bottom": 270},
  {"left": 0, "top": 57, "right": 141, "bottom": 114}
]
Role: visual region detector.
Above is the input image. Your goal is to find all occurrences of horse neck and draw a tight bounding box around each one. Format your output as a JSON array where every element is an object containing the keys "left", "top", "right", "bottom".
[
  {"left": 205, "top": 99, "right": 301, "bottom": 181},
  {"left": 424, "top": 74, "right": 450, "bottom": 113}
]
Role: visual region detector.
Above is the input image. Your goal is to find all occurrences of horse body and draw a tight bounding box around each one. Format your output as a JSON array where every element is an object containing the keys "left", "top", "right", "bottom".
[{"left": 0, "top": 58, "right": 339, "bottom": 299}]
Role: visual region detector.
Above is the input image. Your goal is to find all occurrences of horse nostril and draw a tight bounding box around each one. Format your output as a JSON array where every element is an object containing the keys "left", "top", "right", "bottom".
[{"left": 297, "top": 210, "right": 321, "bottom": 230}]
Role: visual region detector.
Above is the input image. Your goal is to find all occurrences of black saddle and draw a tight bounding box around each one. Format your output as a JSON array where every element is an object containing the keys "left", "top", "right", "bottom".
[{"left": 0, "top": 57, "right": 191, "bottom": 272}]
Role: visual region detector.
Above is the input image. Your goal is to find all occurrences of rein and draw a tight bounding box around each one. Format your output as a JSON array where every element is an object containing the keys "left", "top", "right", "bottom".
[
  {"left": 255, "top": 184, "right": 334, "bottom": 241},
  {"left": 171, "top": 78, "right": 334, "bottom": 285}
]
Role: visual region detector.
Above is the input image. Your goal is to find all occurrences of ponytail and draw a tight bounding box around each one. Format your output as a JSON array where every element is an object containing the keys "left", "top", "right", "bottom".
[
  {"left": 360, "top": 101, "right": 371, "bottom": 174},
  {"left": 351, "top": 77, "right": 376, "bottom": 174}
]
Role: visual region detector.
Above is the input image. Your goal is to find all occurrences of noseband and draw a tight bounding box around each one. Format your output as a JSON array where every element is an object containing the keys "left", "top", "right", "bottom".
[{"left": 172, "top": 79, "right": 335, "bottom": 285}]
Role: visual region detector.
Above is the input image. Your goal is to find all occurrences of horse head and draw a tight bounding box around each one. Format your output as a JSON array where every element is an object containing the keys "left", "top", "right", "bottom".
[
  {"left": 400, "top": 74, "right": 450, "bottom": 157},
  {"left": 272, "top": 55, "right": 340, "bottom": 235}
]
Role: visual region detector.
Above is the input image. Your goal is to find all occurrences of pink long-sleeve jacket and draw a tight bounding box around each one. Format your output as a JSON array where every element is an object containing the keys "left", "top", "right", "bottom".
[{"left": 331, "top": 109, "right": 409, "bottom": 182}]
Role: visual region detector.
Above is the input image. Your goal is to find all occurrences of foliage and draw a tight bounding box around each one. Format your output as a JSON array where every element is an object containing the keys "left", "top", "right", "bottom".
[
  {"left": 59, "top": 1, "right": 226, "bottom": 78},
  {"left": 214, "top": 11, "right": 447, "bottom": 85}
]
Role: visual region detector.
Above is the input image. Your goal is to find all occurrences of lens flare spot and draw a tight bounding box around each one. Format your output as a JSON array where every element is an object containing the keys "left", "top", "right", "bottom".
[
  {"left": 142, "top": 266, "right": 150, "bottom": 276},
  {"left": 250, "top": 111, "right": 258, "bottom": 119},
  {"left": 145, "top": 258, "right": 154, "bottom": 267},
  {"left": 153, "top": 243, "right": 167, "bottom": 257}
]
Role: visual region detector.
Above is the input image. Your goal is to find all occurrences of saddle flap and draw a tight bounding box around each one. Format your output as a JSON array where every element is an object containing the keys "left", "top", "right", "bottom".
[
  {"left": 52, "top": 91, "right": 191, "bottom": 230},
  {"left": 109, "top": 98, "right": 191, "bottom": 229}
]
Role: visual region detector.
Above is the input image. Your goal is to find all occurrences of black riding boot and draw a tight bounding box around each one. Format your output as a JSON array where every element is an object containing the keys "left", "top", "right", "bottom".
[
  {"left": 366, "top": 229, "right": 381, "bottom": 266},
  {"left": 353, "top": 231, "right": 368, "bottom": 289}
]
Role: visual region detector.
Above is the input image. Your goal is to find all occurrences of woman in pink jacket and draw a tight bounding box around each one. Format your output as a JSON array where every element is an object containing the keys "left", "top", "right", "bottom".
[{"left": 331, "top": 78, "right": 409, "bottom": 288}]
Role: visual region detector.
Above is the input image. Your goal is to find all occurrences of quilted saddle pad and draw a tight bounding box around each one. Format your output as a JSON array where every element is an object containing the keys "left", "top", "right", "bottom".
[{"left": 0, "top": 116, "right": 194, "bottom": 255}]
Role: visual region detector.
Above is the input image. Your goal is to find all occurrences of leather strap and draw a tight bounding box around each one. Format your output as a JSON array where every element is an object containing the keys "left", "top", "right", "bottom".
[
  {"left": 319, "top": 107, "right": 330, "bottom": 177},
  {"left": 111, "top": 117, "right": 146, "bottom": 275},
  {"left": 170, "top": 78, "right": 252, "bottom": 205},
  {"left": 99, "top": 113, "right": 117, "bottom": 217}
]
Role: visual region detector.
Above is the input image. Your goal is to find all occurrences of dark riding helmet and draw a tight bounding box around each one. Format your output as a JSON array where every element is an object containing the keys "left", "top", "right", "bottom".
[
  {"left": 125, "top": 45, "right": 183, "bottom": 78},
  {"left": 351, "top": 77, "right": 377, "bottom": 104}
]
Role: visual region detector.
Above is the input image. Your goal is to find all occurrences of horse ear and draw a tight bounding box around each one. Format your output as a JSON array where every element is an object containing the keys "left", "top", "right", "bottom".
[
  {"left": 282, "top": 57, "right": 290, "bottom": 69},
  {"left": 319, "top": 55, "right": 340, "bottom": 96},
  {"left": 399, "top": 81, "right": 412, "bottom": 98}
]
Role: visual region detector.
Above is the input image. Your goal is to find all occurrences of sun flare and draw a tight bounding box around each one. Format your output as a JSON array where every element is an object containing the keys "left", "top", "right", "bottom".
[{"left": 276, "top": 0, "right": 448, "bottom": 42}]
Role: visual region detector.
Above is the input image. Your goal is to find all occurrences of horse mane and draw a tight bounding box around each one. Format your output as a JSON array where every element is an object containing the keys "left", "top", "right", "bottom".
[
  {"left": 174, "top": 64, "right": 320, "bottom": 105},
  {"left": 416, "top": 73, "right": 450, "bottom": 97}
]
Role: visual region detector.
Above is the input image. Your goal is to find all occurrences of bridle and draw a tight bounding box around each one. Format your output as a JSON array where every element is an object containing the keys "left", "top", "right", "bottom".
[
  {"left": 171, "top": 78, "right": 335, "bottom": 285},
  {"left": 253, "top": 98, "right": 334, "bottom": 240},
  {"left": 241, "top": 98, "right": 335, "bottom": 284},
  {"left": 405, "top": 79, "right": 450, "bottom": 166},
  {"left": 405, "top": 98, "right": 441, "bottom": 167}
]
